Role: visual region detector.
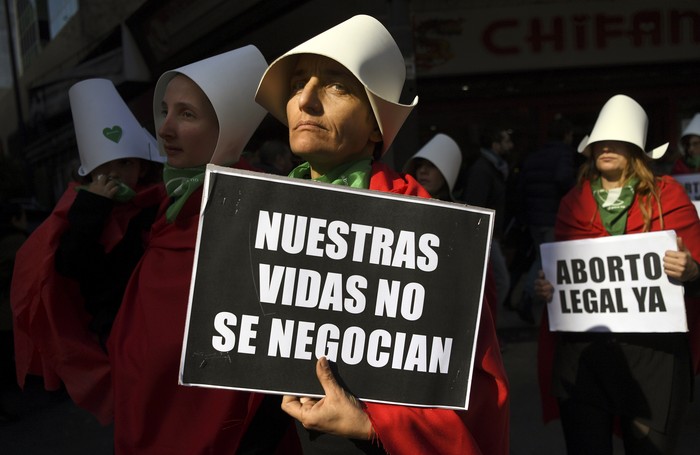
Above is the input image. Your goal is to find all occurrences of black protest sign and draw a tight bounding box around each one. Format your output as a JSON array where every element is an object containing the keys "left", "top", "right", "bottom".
[{"left": 180, "top": 165, "right": 493, "bottom": 410}]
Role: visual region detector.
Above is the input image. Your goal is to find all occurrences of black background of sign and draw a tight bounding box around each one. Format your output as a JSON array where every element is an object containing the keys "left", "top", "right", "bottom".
[{"left": 181, "top": 168, "right": 492, "bottom": 409}]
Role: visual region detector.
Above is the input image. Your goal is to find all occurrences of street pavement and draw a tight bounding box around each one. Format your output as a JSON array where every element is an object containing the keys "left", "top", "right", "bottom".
[
  {"left": 498, "top": 300, "right": 700, "bottom": 455},
  {"left": 1, "top": 302, "right": 699, "bottom": 454}
]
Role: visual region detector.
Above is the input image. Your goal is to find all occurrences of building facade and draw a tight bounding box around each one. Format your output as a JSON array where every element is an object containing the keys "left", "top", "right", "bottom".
[{"left": 1, "top": 0, "right": 698, "bottom": 209}]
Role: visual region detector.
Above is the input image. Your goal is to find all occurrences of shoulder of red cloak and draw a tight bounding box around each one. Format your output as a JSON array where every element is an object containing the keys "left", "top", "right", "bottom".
[
  {"left": 147, "top": 185, "right": 204, "bottom": 250},
  {"left": 657, "top": 175, "right": 699, "bottom": 230},
  {"left": 364, "top": 303, "right": 509, "bottom": 454},
  {"left": 11, "top": 184, "right": 77, "bottom": 320},
  {"left": 9, "top": 184, "right": 112, "bottom": 423},
  {"left": 11, "top": 184, "right": 78, "bottom": 388},
  {"left": 134, "top": 181, "right": 167, "bottom": 207},
  {"left": 369, "top": 161, "right": 432, "bottom": 198},
  {"left": 555, "top": 181, "right": 606, "bottom": 241}
]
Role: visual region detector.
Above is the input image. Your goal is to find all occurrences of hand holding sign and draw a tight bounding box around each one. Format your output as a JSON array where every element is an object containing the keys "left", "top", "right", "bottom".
[
  {"left": 282, "top": 357, "right": 374, "bottom": 440},
  {"left": 534, "top": 270, "right": 554, "bottom": 303},
  {"left": 663, "top": 236, "right": 700, "bottom": 282}
]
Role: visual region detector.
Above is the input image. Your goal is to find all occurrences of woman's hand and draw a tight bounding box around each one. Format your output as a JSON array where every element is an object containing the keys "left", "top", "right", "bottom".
[
  {"left": 86, "top": 174, "right": 119, "bottom": 199},
  {"left": 281, "top": 357, "right": 374, "bottom": 440},
  {"left": 664, "top": 236, "right": 700, "bottom": 282},
  {"left": 534, "top": 270, "right": 554, "bottom": 303}
]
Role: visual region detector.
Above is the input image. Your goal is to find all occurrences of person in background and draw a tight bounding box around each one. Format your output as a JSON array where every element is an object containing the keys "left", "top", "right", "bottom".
[
  {"left": 514, "top": 116, "right": 576, "bottom": 324},
  {"left": 107, "top": 45, "right": 298, "bottom": 454},
  {"left": 255, "top": 14, "right": 509, "bottom": 454},
  {"left": 404, "top": 132, "right": 500, "bottom": 328},
  {"left": 404, "top": 133, "right": 461, "bottom": 201},
  {"left": 461, "top": 125, "right": 514, "bottom": 312},
  {"left": 535, "top": 94, "right": 700, "bottom": 454},
  {"left": 10, "top": 78, "right": 165, "bottom": 425},
  {"left": 671, "top": 112, "right": 700, "bottom": 175},
  {"left": 55, "top": 79, "right": 165, "bottom": 348}
]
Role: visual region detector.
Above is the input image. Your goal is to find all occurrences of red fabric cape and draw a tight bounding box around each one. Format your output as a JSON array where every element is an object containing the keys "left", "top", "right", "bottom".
[
  {"left": 364, "top": 163, "right": 510, "bottom": 455},
  {"left": 11, "top": 182, "right": 165, "bottom": 425},
  {"left": 537, "top": 176, "right": 700, "bottom": 423},
  {"left": 107, "top": 162, "right": 297, "bottom": 454}
]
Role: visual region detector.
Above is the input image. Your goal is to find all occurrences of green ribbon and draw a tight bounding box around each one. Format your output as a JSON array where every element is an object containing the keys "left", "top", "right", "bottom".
[
  {"left": 163, "top": 163, "right": 206, "bottom": 223},
  {"left": 591, "top": 176, "right": 638, "bottom": 236},
  {"left": 288, "top": 158, "right": 372, "bottom": 189}
]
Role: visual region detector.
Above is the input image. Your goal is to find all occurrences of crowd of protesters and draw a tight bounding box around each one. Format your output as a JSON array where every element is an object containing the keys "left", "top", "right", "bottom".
[{"left": 1, "top": 13, "right": 699, "bottom": 455}]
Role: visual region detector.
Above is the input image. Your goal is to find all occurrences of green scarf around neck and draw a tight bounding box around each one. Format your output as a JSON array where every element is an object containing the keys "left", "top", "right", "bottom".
[
  {"left": 163, "top": 163, "right": 206, "bottom": 222},
  {"left": 288, "top": 158, "right": 372, "bottom": 189},
  {"left": 591, "top": 176, "right": 638, "bottom": 236}
]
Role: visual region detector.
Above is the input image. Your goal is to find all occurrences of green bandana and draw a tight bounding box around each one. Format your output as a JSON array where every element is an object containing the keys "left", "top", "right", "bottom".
[
  {"left": 76, "top": 180, "right": 136, "bottom": 203},
  {"left": 288, "top": 159, "right": 372, "bottom": 189},
  {"left": 163, "top": 163, "right": 206, "bottom": 223},
  {"left": 591, "top": 177, "right": 638, "bottom": 236}
]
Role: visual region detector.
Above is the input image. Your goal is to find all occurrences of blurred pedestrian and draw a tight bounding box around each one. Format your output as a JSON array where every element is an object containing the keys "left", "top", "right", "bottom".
[
  {"left": 461, "top": 125, "right": 514, "bottom": 311},
  {"left": 515, "top": 116, "right": 576, "bottom": 324}
]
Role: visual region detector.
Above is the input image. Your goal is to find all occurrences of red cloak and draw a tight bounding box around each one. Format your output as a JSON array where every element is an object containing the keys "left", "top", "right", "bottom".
[
  {"left": 108, "top": 190, "right": 258, "bottom": 453},
  {"left": 537, "top": 176, "right": 700, "bottom": 423},
  {"left": 107, "top": 161, "right": 298, "bottom": 454},
  {"left": 11, "top": 182, "right": 165, "bottom": 425},
  {"left": 364, "top": 162, "right": 510, "bottom": 455}
]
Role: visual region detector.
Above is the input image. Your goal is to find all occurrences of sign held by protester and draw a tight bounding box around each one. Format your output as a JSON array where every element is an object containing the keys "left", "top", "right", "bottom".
[
  {"left": 540, "top": 231, "right": 687, "bottom": 333},
  {"left": 179, "top": 165, "right": 494, "bottom": 410}
]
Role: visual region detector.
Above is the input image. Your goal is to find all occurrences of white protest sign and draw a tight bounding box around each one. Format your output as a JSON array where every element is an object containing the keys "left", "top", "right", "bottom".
[
  {"left": 179, "top": 164, "right": 494, "bottom": 410},
  {"left": 541, "top": 231, "right": 687, "bottom": 333}
]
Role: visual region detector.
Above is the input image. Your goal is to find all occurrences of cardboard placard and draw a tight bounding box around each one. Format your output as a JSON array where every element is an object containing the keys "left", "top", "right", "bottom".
[
  {"left": 179, "top": 164, "right": 494, "bottom": 410},
  {"left": 541, "top": 231, "right": 687, "bottom": 333}
]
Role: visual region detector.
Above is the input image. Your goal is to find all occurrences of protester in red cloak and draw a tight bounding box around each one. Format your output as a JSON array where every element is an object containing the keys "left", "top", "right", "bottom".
[
  {"left": 11, "top": 78, "right": 166, "bottom": 425},
  {"left": 254, "top": 15, "right": 509, "bottom": 454},
  {"left": 535, "top": 95, "right": 700, "bottom": 453},
  {"left": 107, "top": 46, "right": 300, "bottom": 454}
]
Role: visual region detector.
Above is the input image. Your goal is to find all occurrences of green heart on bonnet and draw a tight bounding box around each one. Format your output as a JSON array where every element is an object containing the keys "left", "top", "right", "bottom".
[{"left": 103, "top": 125, "right": 123, "bottom": 143}]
